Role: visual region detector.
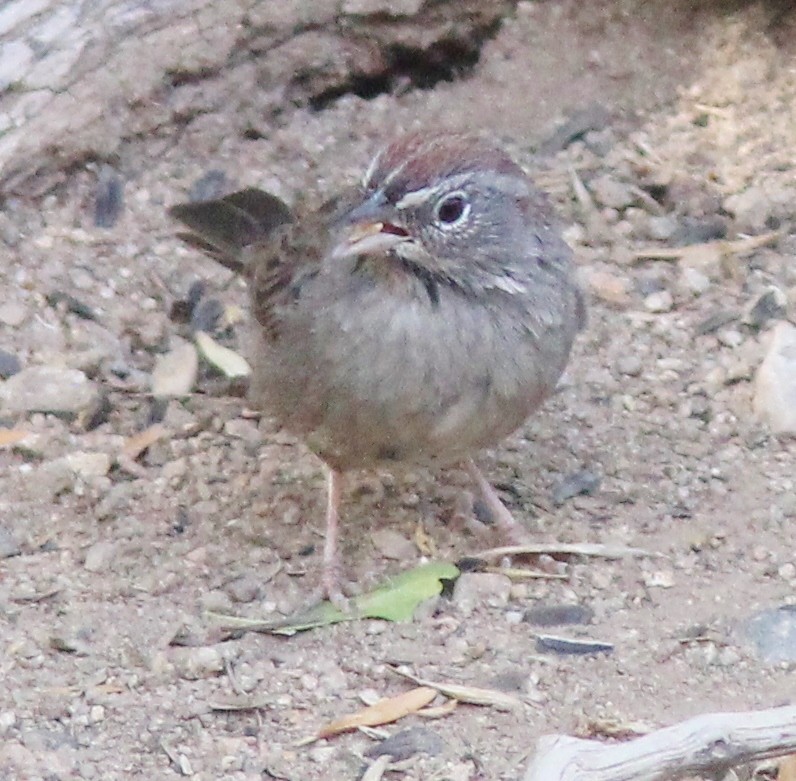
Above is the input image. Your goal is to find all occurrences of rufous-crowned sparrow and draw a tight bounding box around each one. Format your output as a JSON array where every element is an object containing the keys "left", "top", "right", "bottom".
[{"left": 170, "top": 132, "right": 585, "bottom": 605}]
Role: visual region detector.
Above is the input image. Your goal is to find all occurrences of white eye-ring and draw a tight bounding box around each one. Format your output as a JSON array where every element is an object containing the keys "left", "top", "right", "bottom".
[{"left": 434, "top": 191, "right": 470, "bottom": 227}]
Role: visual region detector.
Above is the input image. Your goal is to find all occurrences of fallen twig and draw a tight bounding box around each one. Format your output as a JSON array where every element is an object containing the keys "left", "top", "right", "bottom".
[{"left": 524, "top": 705, "right": 796, "bottom": 781}]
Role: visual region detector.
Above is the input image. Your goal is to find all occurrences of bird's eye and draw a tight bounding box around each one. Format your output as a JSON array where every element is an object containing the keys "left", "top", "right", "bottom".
[{"left": 434, "top": 192, "right": 469, "bottom": 226}]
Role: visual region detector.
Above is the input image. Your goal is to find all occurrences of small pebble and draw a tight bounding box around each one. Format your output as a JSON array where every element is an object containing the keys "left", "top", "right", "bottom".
[
  {"left": 0, "top": 349, "right": 21, "bottom": 378},
  {"left": 523, "top": 604, "right": 594, "bottom": 627},
  {"left": 643, "top": 290, "right": 674, "bottom": 313},
  {"left": 590, "top": 174, "right": 635, "bottom": 210},
  {"left": 370, "top": 529, "right": 415, "bottom": 560},
  {"left": 0, "top": 301, "right": 28, "bottom": 327},
  {"left": 679, "top": 266, "right": 711, "bottom": 296},
  {"left": 366, "top": 727, "right": 445, "bottom": 761},
  {"left": 0, "top": 526, "right": 21, "bottom": 559},
  {"left": 616, "top": 355, "right": 643, "bottom": 377},
  {"left": 646, "top": 215, "right": 678, "bottom": 241},
  {"left": 452, "top": 572, "right": 511, "bottom": 614},
  {"left": 743, "top": 286, "right": 788, "bottom": 330},
  {"left": 552, "top": 469, "right": 601, "bottom": 506}
]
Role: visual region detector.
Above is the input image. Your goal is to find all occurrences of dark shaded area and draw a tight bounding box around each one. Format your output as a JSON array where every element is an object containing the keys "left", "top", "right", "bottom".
[{"left": 309, "top": 37, "right": 488, "bottom": 110}]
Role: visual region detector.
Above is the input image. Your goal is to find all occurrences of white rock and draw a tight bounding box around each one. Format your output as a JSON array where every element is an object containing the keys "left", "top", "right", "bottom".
[
  {"left": 643, "top": 290, "right": 674, "bottom": 313},
  {"left": 754, "top": 321, "right": 796, "bottom": 434}
]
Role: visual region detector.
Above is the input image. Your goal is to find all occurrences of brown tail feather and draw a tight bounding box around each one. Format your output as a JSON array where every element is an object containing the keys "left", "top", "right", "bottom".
[{"left": 169, "top": 187, "right": 293, "bottom": 273}]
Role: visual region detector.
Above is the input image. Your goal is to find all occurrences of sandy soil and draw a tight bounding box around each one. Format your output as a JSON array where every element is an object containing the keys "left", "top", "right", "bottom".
[{"left": 1, "top": 2, "right": 795, "bottom": 780}]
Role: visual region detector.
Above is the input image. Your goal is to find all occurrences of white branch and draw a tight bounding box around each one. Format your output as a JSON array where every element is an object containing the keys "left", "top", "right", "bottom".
[{"left": 524, "top": 705, "right": 796, "bottom": 781}]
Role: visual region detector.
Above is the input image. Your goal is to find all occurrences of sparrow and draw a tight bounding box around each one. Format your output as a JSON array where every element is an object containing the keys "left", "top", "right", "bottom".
[{"left": 170, "top": 131, "right": 585, "bottom": 605}]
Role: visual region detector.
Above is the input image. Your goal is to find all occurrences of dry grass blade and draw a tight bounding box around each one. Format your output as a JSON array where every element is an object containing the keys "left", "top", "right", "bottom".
[
  {"left": 316, "top": 687, "right": 437, "bottom": 739},
  {"left": 389, "top": 667, "right": 523, "bottom": 712},
  {"left": 475, "top": 542, "right": 661, "bottom": 560},
  {"left": 487, "top": 565, "right": 567, "bottom": 580},
  {"left": 632, "top": 231, "right": 780, "bottom": 263},
  {"left": 361, "top": 754, "right": 391, "bottom": 781},
  {"left": 122, "top": 423, "right": 169, "bottom": 460},
  {"left": 208, "top": 694, "right": 274, "bottom": 712}
]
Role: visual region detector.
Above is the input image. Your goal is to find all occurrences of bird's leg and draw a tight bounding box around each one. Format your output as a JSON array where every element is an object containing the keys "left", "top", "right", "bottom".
[
  {"left": 320, "top": 466, "right": 347, "bottom": 607},
  {"left": 465, "top": 459, "right": 532, "bottom": 545}
]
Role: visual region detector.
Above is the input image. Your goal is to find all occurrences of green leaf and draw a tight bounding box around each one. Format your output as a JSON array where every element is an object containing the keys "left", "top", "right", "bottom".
[{"left": 207, "top": 561, "right": 460, "bottom": 636}]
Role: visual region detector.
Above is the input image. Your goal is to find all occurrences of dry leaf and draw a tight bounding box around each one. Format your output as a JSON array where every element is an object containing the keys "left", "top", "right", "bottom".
[
  {"left": 417, "top": 699, "right": 459, "bottom": 719},
  {"left": 122, "top": 424, "right": 169, "bottom": 460},
  {"left": 0, "top": 428, "right": 29, "bottom": 448},
  {"left": 317, "top": 687, "right": 437, "bottom": 738},
  {"left": 361, "top": 755, "right": 391, "bottom": 781},
  {"left": 195, "top": 330, "right": 251, "bottom": 378},
  {"left": 390, "top": 668, "right": 523, "bottom": 712}
]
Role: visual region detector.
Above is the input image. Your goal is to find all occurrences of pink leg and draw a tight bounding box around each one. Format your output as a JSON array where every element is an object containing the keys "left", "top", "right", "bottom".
[
  {"left": 465, "top": 459, "right": 532, "bottom": 545},
  {"left": 320, "top": 467, "right": 347, "bottom": 607}
]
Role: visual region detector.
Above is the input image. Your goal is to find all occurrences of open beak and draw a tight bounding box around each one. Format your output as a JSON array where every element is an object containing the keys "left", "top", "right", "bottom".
[{"left": 330, "top": 220, "right": 410, "bottom": 260}]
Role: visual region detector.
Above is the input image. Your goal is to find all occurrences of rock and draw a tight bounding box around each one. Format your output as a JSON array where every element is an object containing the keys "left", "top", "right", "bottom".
[
  {"left": 643, "top": 290, "right": 674, "bottom": 313},
  {"left": 743, "top": 285, "right": 788, "bottom": 330},
  {"left": 0, "top": 301, "right": 28, "bottom": 327},
  {"left": 589, "top": 174, "right": 635, "bottom": 210},
  {"left": 678, "top": 266, "right": 710, "bottom": 297},
  {"left": 63, "top": 451, "right": 111, "bottom": 479},
  {"left": 616, "top": 355, "right": 643, "bottom": 377},
  {"left": 222, "top": 417, "right": 261, "bottom": 445},
  {"left": 174, "top": 646, "right": 224, "bottom": 680},
  {"left": 365, "top": 726, "right": 444, "bottom": 761},
  {"left": 739, "top": 605, "right": 796, "bottom": 663},
  {"left": 717, "top": 329, "right": 743, "bottom": 349},
  {"left": 84, "top": 541, "right": 116, "bottom": 572},
  {"left": 523, "top": 604, "right": 594, "bottom": 627},
  {"left": 586, "top": 269, "right": 631, "bottom": 306},
  {"left": 370, "top": 529, "right": 415, "bottom": 560},
  {"left": 0, "top": 366, "right": 99, "bottom": 416},
  {"left": 452, "top": 572, "right": 511, "bottom": 614},
  {"left": 722, "top": 185, "right": 772, "bottom": 232},
  {"left": 0, "top": 349, "right": 21, "bottom": 379},
  {"left": 646, "top": 215, "right": 678, "bottom": 241},
  {"left": 551, "top": 469, "right": 601, "bottom": 506},
  {"left": 753, "top": 321, "right": 796, "bottom": 434},
  {"left": 27, "top": 460, "right": 74, "bottom": 500},
  {"left": 0, "top": 525, "right": 21, "bottom": 558},
  {"left": 150, "top": 339, "right": 198, "bottom": 397}
]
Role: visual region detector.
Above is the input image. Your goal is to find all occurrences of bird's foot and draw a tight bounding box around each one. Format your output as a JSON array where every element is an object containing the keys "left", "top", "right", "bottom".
[{"left": 465, "top": 459, "right": 533, "bottom": 545}]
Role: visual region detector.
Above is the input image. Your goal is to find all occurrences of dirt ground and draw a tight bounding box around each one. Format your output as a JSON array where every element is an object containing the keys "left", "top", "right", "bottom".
[{"left": 1, "top": 2, "right": 795, "bottom": 780}]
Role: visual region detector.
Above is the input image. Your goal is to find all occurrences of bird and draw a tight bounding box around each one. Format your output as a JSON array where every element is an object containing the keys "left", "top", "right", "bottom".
[{"left": 169, "top": 131, "right": 585, "bottom": 605}]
